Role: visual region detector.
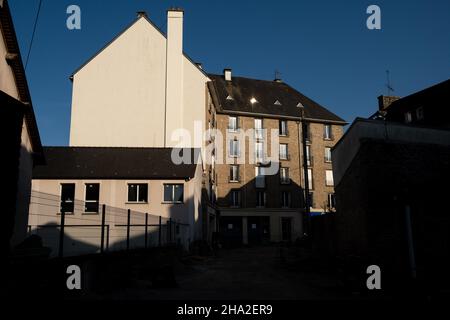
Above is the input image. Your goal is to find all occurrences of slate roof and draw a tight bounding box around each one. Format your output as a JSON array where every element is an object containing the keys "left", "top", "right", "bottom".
[
  {"left": 33, "top": 147, "right": 200, "bottom": 179},
  {"left": 208, "top": 74, "right": 346, "bottom": 124}
]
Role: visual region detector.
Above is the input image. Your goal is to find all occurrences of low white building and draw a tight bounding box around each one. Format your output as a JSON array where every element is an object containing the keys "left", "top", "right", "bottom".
[{"left": 30, "top": 147, "right": 203, "bottom": 256}]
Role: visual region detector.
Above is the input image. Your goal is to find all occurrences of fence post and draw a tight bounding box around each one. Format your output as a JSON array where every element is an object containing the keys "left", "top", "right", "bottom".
[
  {"left": 158, "top": 216, "right": 162, "bottom": 247},
  {"left": 58, "top": 209, "right": 65, "bottom": 258},
  {"left": 168, "top": 218, "right": 172, "bottom": 244},
  {"left": 106, "top": 225, "right": 110, "bottom": 251},
  {"left": 144, "top": 213, "right": 148, "bottom": 249},
  {"left": 100, "top": 204, "right": 106, "bottom": 253},
  {"left": 127, "top": 209, "right": 131, "bottom": 251}
]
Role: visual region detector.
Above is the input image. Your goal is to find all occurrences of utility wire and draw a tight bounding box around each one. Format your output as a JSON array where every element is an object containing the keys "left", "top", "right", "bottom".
[{"left": 25, "top": 0, "right": 43, "bottom": 70}]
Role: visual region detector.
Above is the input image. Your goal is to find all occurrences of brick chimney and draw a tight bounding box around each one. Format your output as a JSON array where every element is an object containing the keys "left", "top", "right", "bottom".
[{"left": 377, "top": 95, "right": 400, "bottom": 111}]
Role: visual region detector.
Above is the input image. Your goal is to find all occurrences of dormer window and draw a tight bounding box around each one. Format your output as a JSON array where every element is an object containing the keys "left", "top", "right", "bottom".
[
  {"left": 226, "top": 95, "right": 234, "bottom": 101},
  {"left": 274, "top": 100, "right": 282, "bottom": 106},
  {"left": 250, "top": 97, "right": 258, "bottom": 104},
  {"left": 296, "top": 102, "right": 304, "bottom": 108}
]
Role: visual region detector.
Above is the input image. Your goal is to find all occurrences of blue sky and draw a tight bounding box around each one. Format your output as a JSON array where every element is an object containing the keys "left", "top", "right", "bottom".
[{"left": 9, "top": 0, "right": 450, "bottom": 145}]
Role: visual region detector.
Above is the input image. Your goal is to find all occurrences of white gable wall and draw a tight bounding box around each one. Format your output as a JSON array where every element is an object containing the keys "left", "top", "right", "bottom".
[{"left": 69, "top": 14, "right": 209, "bottom": 149}]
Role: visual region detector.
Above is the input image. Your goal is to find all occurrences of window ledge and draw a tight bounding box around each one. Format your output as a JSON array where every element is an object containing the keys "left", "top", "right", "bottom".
[
  {"left": 125, "top": 201, "right": 149, "bottom": 204},
  {"left": 83, "top": 212, "right": 99, "bottom": 215},
  {"left": 161, "top": 201, "right": 184, "bottom": 205}
]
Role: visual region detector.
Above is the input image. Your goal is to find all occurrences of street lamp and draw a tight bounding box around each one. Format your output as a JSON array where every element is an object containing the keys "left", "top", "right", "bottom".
[{"left": 298, "top": 104, "right": 311, "bottom": 237}]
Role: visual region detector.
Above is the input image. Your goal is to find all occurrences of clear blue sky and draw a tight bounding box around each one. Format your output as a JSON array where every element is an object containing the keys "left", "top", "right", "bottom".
[{"left": 9, "top": 0, "right": 450, "bottom": 146}]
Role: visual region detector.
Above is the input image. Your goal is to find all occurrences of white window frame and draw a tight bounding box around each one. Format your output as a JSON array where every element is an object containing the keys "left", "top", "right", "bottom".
[
  {"left": 231, "top": 190, "right": 241, "bottom": 207},
  {"left": 325, "top": 170, "right": 334, "bottom": 186},
  {"left": 230, "top": 165, "right": 240, "bottom": 182},
  {"left": 325, "top": 147, "right": 332, "bottom": 162},
  {"left": 84, "top": 183, "right": 100, "bottom": 214},
  {"left": 405, "top": 112, "right": 412, "bottom": 123},
  {"left": 416, "top": 107, "right": 424, "bottom": 120},
  {"left": 256, "top": 190, "right": 266, "bottom": 208},
  {"left": 255, "top": 141, "right": 264, "bottom": 162},
  {"left": 127, "top": 183, "right": 149, "bottom": 203},
  {"left": 307, "top": 169, "right": 313, "bottom": 190},
  {"left": 228, "top": 116, "right": 238, "bottom": 132},
  {"left": 229, "top": 139, "right": 240, "bottom": 157},
  {"left": 255, "top": 166, "right": 265, "bottom": 188},
  {"left": 254, "top": 118, "right": 264, "bottom": 140},
  {"left": 60, "top": 183, "right": 75, "bottom": 214},
  {"left": 163, "top": 183, "right": 184, "bottom": 203},
  {"left": 281, "top": 191, "right": 291, "bottom": 208},
  {"left": 279, "top": 143, "right": 288, "bottom": 160},
  {"left": 279, "top": 120, "right": 288, "bottom": 136},
  {"left": 280, "top": 167, "right": 290, "bottom": 184},
  {"left": 324, "top": 124, "right": 332, "bottom": 140}
]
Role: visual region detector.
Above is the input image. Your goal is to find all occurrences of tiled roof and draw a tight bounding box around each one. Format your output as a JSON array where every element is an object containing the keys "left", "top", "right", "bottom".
[
  {"left": 208, "top": 74, "right": 346, "bottom": 124},
  {"left": 33, "top": 147, "right": 200, "bottom": 179}
]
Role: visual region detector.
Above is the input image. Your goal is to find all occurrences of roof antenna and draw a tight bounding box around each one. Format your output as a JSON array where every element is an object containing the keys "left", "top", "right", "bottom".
[{"left": 386, "top": 70, "right": 394, "bottom": 95}]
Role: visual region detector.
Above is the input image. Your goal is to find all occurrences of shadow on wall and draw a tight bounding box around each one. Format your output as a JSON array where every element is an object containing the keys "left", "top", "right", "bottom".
[
  {"left": 28, "top": 194, "right": 195, "bottom": 257},
  {"left": 1, "top": 92, "right": 26, "bottom": 258},
  {"left": 216, "top": 163, "right": 305, "bottom": 246}
]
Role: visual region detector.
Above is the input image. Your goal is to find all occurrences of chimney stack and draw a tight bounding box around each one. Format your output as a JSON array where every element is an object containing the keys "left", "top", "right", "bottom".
[
  {"left": 377, "top": 95, "right": 400, "bottom": 111},
  {"left": 224, "top": 68, "right": 232, "bottom": 81},
  {"left": 136, "top": 11, "right": 147, "bottom": 18},
  {"left": 165, "top": 8, "right": 184, "bottom": 147}
]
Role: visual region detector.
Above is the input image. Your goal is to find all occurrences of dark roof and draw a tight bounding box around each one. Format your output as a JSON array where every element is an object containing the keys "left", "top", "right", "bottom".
[
  {"left": 207, "top": 74, "right": 346, "bottom": 124},
  {"left": 33, "top": 147, "right": 200, "bottom": 180},
  {"left": 0, "top": 0, "right": 43, "bottom": 161},
  {"left": 387, "top": 79, "right": 450, "bottom": 112}
]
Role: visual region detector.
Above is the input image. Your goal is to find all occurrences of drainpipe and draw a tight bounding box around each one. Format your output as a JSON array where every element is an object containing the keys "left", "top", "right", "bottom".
[{"left": 404, "top": 204, "right": 417, "bottom": 279}]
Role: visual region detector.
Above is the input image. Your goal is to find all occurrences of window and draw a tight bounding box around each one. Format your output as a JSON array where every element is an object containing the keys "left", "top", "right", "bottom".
[
  {"left": 326, "top": 170, "right": 334, "bottom": 186},
  {"left": 274, "top": 100, "right": 282, "bottom": 106},
  {"left": 255, "top": 142, "right": 264, "bottom": 162},
  {"left": 230, "top": 190, "right": 241, "bottom": 207},
  {"left": 255, "top": 166, "right": 265, "bottom": 188},
  {"left": 324, "top": 124, "right": 332, "bottom": 140},
  {"left": 328, "top": 193, "right": 336, "bottom": 209},
  {"left": 230, "top": 165, "right": 240, "bottom": 182},
  {"left": 306, "top": 145, "right": 312, "bottom": 166},
  {"left": 228, "top": 116, "right": 238, "bottom": 131},
  {"left": 128, "top": 184, "right": 148, "bottom": 203},
  {"left": 279, "top": 144, "right": 288, "bottom": 160},
  {"left": 279, "top": 120, "right": 288, "bottom": 136},
  {"left": 229, "top": 139, "right": 240, "bottom": 157},
  {"left": 416, "top": 107, "right": 424, "bottom": 120},
  {"left": 307, "top": 169, "right": 313, "bottom": 190},
  {"left": 308, "top": 192, "right": 314, "bottom": 208},
  {"left": 255, "top": 119, "right": 264, "bottom": 139},
  {"left": 163, "top": 184, "right": 184, "bottom": 203},
  {"left": 60, "top": 184, "right": 75, "bottom": 213},
  {"left": 256, "top": 191, "right": 266, "bottom": 207},
  {"left": 85, "top": 183, "right": 100, "bottom": 213},
  {"left": 281, "top": 191, "right": 291, "bottom": 208},
  {"left": 325, "top": 147, "right": 332, "bottom": 162},
  {"left": 404, "top": 112, "right": 412, "bottom": 123},
  {"left": 304, "top": 123, "right": 311, "bottom": 142},
  {"left": 280, "top": 167, "right": 290, "bottom": 184}
]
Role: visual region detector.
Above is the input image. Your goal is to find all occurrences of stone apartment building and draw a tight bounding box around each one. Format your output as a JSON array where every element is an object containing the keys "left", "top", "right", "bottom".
[
  {"left": 29, "top": 7, "right": 346, "bottom": 249},
  {"left": 206, "top": 70, "right": 346, "bottom": 245}
]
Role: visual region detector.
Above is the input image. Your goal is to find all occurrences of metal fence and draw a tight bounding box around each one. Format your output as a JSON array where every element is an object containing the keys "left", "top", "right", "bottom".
[{"left": 28, "top": 191, "right": 190, "bottom": 257}]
